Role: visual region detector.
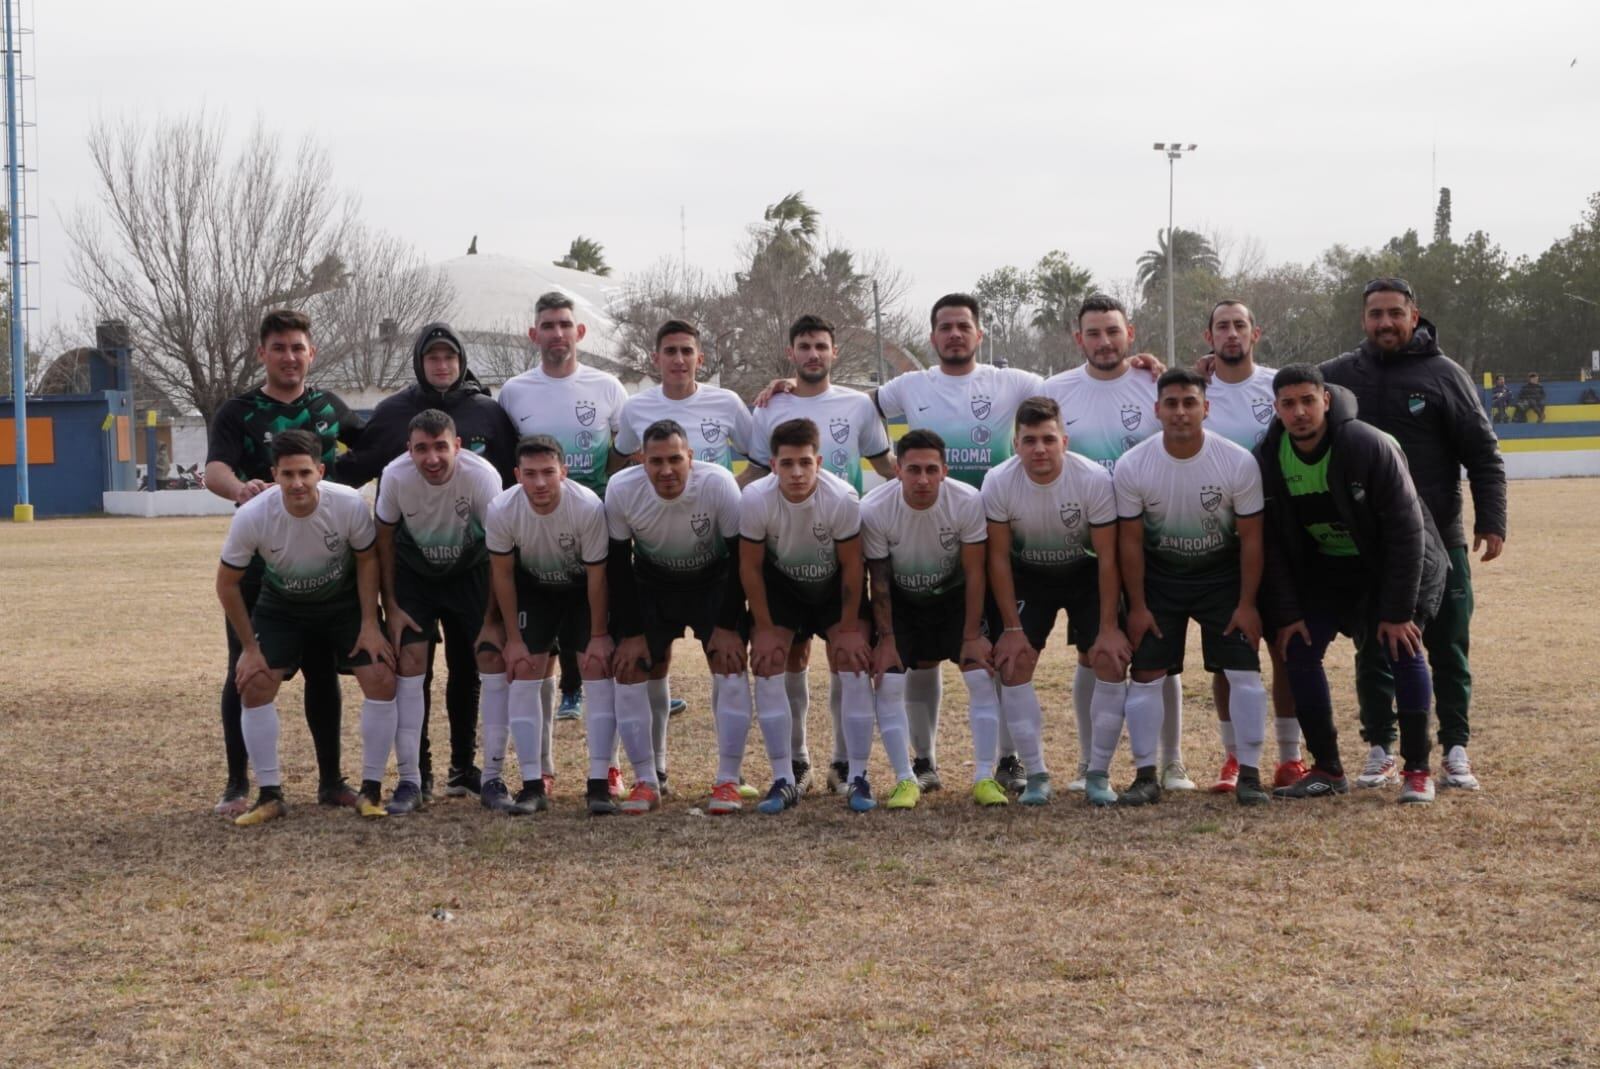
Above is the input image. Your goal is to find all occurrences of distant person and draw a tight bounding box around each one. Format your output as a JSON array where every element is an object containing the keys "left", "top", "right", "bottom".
[
  {"left": 1514, "top": 372, "right": 1547, "bottom": 423},
  {"left": 1490, "top": 374, "right": 1512, "bottom": 423}
]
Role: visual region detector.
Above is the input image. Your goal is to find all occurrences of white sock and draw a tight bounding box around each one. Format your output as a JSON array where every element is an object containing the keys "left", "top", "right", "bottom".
[
  {"left": 837, "top": 671, "right": 875, "bottom": 781},
  {"left": 1000, "top": 682, "right": 1047, "bottom": 776},
  {"left": 1126, "top": 679, "right": 1165, "bottom": 770},
  {"left": 584, "top": 678, "right": 617, "bottom": 781},
  {"left": 785, "top": 670, "right": 809, "bottom": 763},
  {"left": 647, "top": 677, "right": 670, "bottom": 774},
  {"left": 1089, "top": 679, "right": 1127, "bottom": 775},
  {"left": 755, "top": 674, "right": 794, "bottom": 784},
  {"left": 962, "top": 669, "right": 1001, "bottom": 781},
  {"left": 508, "top": 679, "right": 544, "bottom": 782},
  {"left": 713, "top": 672, "right": 752, "bottom": 784},
  {"left": 479, "top": 673, "right": 509, "bottom": 781},
  {"left": 394, "top": 674, "right": 426, "bottom": 784},
  {"left": 360, "top": 693, "right": 398, "bottom": 784},
  {"left": 828, "top": 672, "right": 845, "bottom": 764},
  {"left": 906, "top": 666, "right": 941, "bottom": 763},
  {"left": 1073, "top": 664, "right": 1095, "bottom": 768},
  {"left": 1224, "top": 669, "right": 1268, "bottom": 771},
  {"left": 875, "top": 672, "right": 914, "bottom": 782},
  {"left": 242, "top": 701, "right": 282, "bottom": 787},
  {"left": 614, "top": 681, "right": 657, "bottom": 785},
  {"left": 995, "top": 674, "right": 1017, "bottom": 764},
  {"left": 1160, "top": 673, "right": 1184, "bottom": 766},
  {"left": 1275, "top": 716, "right": 1303, "bottom": 762},
  {"left": 1219, "top": 719, "right": 1236, "bottom": 757},
  {"left": 540, "top": 676, "right": 556, "bottom": 776}
]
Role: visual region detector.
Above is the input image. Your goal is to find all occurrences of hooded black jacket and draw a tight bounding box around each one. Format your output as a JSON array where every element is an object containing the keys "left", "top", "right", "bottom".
[
  {"left": 337, "top": 322, "right": 518, "bottom": 488},
  {"left": 1254, "top": 384, "right": 1448, "bottom": 631},
  {"left": 1318, "top": 319, "right": 1505, "bottom": 548}
]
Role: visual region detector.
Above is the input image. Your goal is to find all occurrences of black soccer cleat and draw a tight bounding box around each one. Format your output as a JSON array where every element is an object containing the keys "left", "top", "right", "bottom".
[
  {"left": 585, "top": 778, "right": 619, "bottom": 816},
  {"left": 1272, "top": 767, "right": 1350, "bottom": 800},
  {"left": 1117, "top": 767, "right": 1162, "bottom": 807},
  {"left": 1234, "top": 766, "right": 1271, "bottom": 807}
]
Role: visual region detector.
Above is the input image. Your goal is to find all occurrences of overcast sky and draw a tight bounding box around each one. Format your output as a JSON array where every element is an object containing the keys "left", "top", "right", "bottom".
[{"left": 22, "top": 0, "right": 1600, "bottom": 340}]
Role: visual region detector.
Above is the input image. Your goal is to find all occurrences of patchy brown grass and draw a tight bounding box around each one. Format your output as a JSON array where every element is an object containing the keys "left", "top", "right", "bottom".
[{"left": 1, "top": 480, "right": 1597, "bottom": 1067}]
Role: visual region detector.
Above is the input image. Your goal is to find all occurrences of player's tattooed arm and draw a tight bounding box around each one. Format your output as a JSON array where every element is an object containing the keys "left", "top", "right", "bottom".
[
  {"left": 829, "top": 537, "right": 870, "bottom": 673},
  {"left": 866, "top": 557, "right": 900, "bottom": 683}
]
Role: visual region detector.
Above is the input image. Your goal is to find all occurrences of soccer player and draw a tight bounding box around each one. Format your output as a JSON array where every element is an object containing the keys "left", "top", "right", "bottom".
[
  {"left": 745, "top": 314, "right": 895, "bottom": 796},
  {"left": 1257, "top": 365, "right": 1448, "bottom": 804},
  {"left": 215, "top": 429, "right": 395, "bottom": 826},
  {"left": 740, "top": 418, "right": 877, "bottom": 812},
  {"left": 485, "top": 435, "right": 617, "bottom": 815},
  {"left": 605, "top": 419, "right": 750, "bottom": 815},
  {"left": 204, "top": 309, "right": 365, "bottom": 816},
  {"left": 373, "top": 410, "right": 504, "bottom": 815},
  {"left": 1113, "top": 369, "right": 1269, "bottom": 807},
  {"left": 861, "top": 429, "right": 998, "bottom": 809},
  {"left": 982, "top": 397, "right": 1132, "bottom": 807}
]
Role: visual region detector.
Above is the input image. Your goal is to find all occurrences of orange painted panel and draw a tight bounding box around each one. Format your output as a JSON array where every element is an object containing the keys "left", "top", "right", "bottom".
[
  {"left": 0, "top": 417, "right": 55, "bottom": 464},
  {"left": 116, "top": 416, "right": 130, "bottom": 462}
]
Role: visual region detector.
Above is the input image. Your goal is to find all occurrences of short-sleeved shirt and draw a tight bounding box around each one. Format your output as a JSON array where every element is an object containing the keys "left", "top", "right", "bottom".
[
  {"left": 980, "top": 453, "right": 1117, "bottom": 579},
  {"left": 497, "top": 363, "right": 631, "bottom": 494},
  {"left": 1041, "top": 365, "right": 1157, "bottom": 474},
  {"left": 1278, "top": 433, "right": 1359, "bottom": 558},
  {"left": 749, "top": 385, "right": 889, "bottom": 493},
  {"left": 860, "top": 478, "right": 986, "bottom": 605},
  {"left": 220, "top": 482, "right": 376, "bottom": 605},
  {"left": 605, "top": 461, "right": 743, "bottom": 586},
  {"left": 613, "top": 384, "right": 753, "bottom": 471},
  {"left": 1206, "top": 365, "right": 1278, "bottom": 450},
  {"left": 207, "top": 386, "right": 364, "bottom": 483},
  {"left": 1113, "top": 431, "right": 1264, "bottom": 584},
  {"left": 739, "top": 470, "right": 861, "bottom": 603},
  {"left": 374, "top": 450, "right": 503, "bottom": 579},
  {"left": 485, "top": 479, "right": 610, "bottom": 590},
  {"left": 875, "top": 364, "right": 1044, "bottom": 487}
]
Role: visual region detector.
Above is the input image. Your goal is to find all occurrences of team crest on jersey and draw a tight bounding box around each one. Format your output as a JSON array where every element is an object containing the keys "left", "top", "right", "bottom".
[
  {"left": 1408, "top": 394, "right": 1426, "bottom": 415},
  {"left": 812, "top": 522, "right": 829, "bottom": 543},
  {"left": 1202, "top": 516, "right": 1221, "bottom": 533},
  {"left": 829, "top": 418, "right": 851, "bottom": 444},
  {"left": 454, "top": 496, "right": 471, "bottom": 520},
  {"left": 1200, "top": 485, "right": 1223, "bottom": 512},
  {"left": 1120, "top": 405, "right": 1143, "bottom": 431},
  {"left": 1120, "top": 435, "right": 1140, "bottom": 455},
  {"left": 323, "top": 532, "right": 343, "bottom": 552},
  {"left": 971, "top": 394, "right": 992, "bottom": 421},
  {"left": 575, "top": 401, "right": 596, "bottom": 427},
  {"left": 971, "top": 425, "right": 991, "bottom": 445},
  {"left": 701, "top": 420, "right": 724, "bottom": 444},
  {"left": 576, "top": 430, "right": 595, "bottom": 450},
  {"left": 691, "top": 512, "right": 711, "bottom": 537},
  {"left": 938, "top": 526, "right": 958, "bottom": 551},
  {"left": 1252, "top": 397, "right": 1273, "bottom": 424},
  {"left": 830, "top": 448, "right": 849, "bottom": 470},
  {"left": 1060, "top": 504, "right": 1082, "bottom": 529}
]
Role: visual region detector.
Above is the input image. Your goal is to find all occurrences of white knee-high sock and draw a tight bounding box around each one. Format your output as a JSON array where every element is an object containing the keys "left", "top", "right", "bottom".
[
  {"left": 1073, "top": 664, "right": 1095, "bottom": 767},
  {"left": 875, "top": 672, "right": 914, "bottom": 782},
  {"left": 906, "top": 666, "right": 941, "bottom": 762},
  {"left": 713, "top": 672, "right": 752, "bottom": 784},
  {"left": 242, "top": 701, "right": 282, "bottom": 788},
  {"left": 838, "top": 671, "right": 875, "bottom": 780},
  {"left": 584, "top": 678, "right": 617, "bottom": 781},
  {"left": 1089, "top": 679, "right": 1128, "bottom": 774},
  {"left": 508, "top": 679, "right": 544, "bottom": 783},
  {"left": 393, "top": 674, "right": 425, "bottom": 784},
  {"left": 360, "top": 692, "right": 398, "bottom": 784},
  {"left": 755, "top": 674, "right": 793, "bottom": 784},
  {"left": 963, "top": 669, "right": 1001, "bottom": 781},
  {"left": 784, "top": 670, "right": 810, "bottom": 762},
  {"left": 479, "top": 673, "right": 509, "bottom": 781},
  {"left": 614, "top": 681, "right": 657, "bottom": 784},
  {"left": 1126, "top": 679, "right": 1165, "bottom": 770},
  {"left": 1224, "top": 669, "right": 1268, "bottom": 771},
  {"left": 829, "top": 671, "right": 846, "bottom": 764},
  {"left": 1160, "top": 673, "right": 1184, "bottom": 765},
  {"left": 1000, "top": 682, "right": 1047, "bottom": 775},
  {"left": 1219, "top": 720, "right": 1237, "bottom": 757},
  {"left": 540, "top": 676, "right": 556, "bottom": 776},
  {"left": 1275, "top": 715, "right": 1303, "bottom": 762},
  {"left": 647, "top": 677, "right": 670, "bottom": 774}
]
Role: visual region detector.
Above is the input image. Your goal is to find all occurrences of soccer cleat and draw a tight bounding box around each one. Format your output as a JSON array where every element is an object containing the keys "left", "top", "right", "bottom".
[
  {"left": 357, "top": 780, "right": 387, "bottom": 819},
  {"left": 973, "top": 777, "right": 1010, "bottom": 807},
  {"left": 885, "top": 778, "right": 922, "bottom": 810},
  {"left": 1211, "top": 754, "right": 1239, "bottom": 794},
  {"left": 1235, "top": 766, "right": 1271, "bottom": 808},
  {"left": 912, "top": 757, "right": 943, "bottom": 793},
  {"left": 543, "top": 774, "right": 556, "bottom": 798},
  {"left": 848, "top": 775, "right": 877, "bottom": 813},
  {"left": 756, "top": 779, "right": 799, "bottom": 815},
  {"left": 1118, "top": 770, "right": 1162, "bottom": 807},
  {"left": 1441, "top": 746, "right": 1480, "bottom": 790},
  {"left": 607, "top": 766, "right": 625, "bottom": 799},
  {"left": 792, "top": 759, "right": 814, "bottom": 795},
  {"left": 1160, "top": 761, "right": 1197, "bottom": 792},
  {"left": 1273, "top": 767, "right": 1350, "bottom": 799},
  {"left": 620, "top": 781, "right": 661, "bottom": 815},
  {"left": 420, "top": 773, "right": 435, "bottom": 803},
  {"left": 1273, "top": 758, "right": 1310, "bottom": 789},
  {"left": 668, "top": 697, "right": 688, "bottom": 717},
  {"left": 706, "top": 781, "right": 744, "bottom": 815},
  {"left": 446, "top": 766, "right": 482, "bottom": 797},
  {"left": 214, "top": 783, "right": 251, "bottom": 819},
  {"left": 827, "top": 760, "right": 850, "bottom": 795},
  {"left": 1019, "top": 772, "right": 1053, "bottom": 807},
  {"left": 511, "top": 782, "right": 548, "bottom": 815},
  {"left": 995, "top": 754, "right": 1028, "bottom": 794},
  {"left": 480, "top": 778, "right": 516, "bottom": 813},
  {"left": 1084, "top": 771, "right": 1118, "bottom": 807},
  {"left": 585, "top": 778, "right": 619, "bottom": 816},
  {"left": 656, "top": 771, "right": 673, "bottom": 798},
  {"left": 386, "top": 780, "right": 425, "bottom": 816},
  {"left": 557, "top": 689, "right": 583, "bottom": 722},
  {"left": 318, "top": 780, "right": 360, "bottom": 809},
  {"left": 1065, "top": 761, "right": 1089, "bottom": 793},
  {"left": 1354, "top": 745, "right": 1400, "bottom": 789},
  {"left": 1398, "top": 769, "right": 1436, "bottom": 804},
  {"left": 736, "top": 779, "right": 761, "bottom": 801},
  {"left": 234, "top": 791, "right": 287, "bottom": 827}
]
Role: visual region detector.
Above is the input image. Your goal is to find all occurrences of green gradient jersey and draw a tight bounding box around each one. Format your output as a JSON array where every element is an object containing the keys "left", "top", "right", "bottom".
[
  {"left": 1279, "top": 433, "right": 1359, "bottom": 557},
  {"left": 860, "top": 478, "right": 987, "bottom": 605},
  {"left": 748, "top": 386, "right": 890, "bottom": 493},
  {"left": 206, "top": 386, "right": 361, "bottom": 483},
  {"left": 1040, "top": 365, "right": 1158, "bottom": 474},
  {"left": 1113, "top": 431, "right": 1264, "bottom": 583},
  {"left": 605, "top": 462, "right": 743, "bottom": 587},
  {"left": 739, "top": 470, "right": 861, "bottom": 604},
  {"left": 875, "top": 364, "right": 1043, "bottom": 487},
  {"left": 1206, "top": 366, "right": 1278, "bottom": 450},
  {"left": 220, "top": 483, "right": 376, "bottom": 605},
  {"left": 980, "top": 453, "right": 1117, "bottom": 579},
  {"left": 497, "top": 364, "right": 630, "bottom": 494},
  {"left": 374, "top": 451, "right": 502, "bottom": 579},
  {"left": 613, "top": 384, "right": 753, "bottom": 472},
  {"left": 484, "top": 480, "right": 610, "bottom": 589}
]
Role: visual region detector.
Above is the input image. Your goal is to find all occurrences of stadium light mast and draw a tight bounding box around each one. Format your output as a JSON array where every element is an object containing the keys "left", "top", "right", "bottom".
[
  {"left": 4, "top": 0, "right": 30, "bottom": 521},
  {"left": 1153, "top": 142, "right": 1197, "bottom": 365}
]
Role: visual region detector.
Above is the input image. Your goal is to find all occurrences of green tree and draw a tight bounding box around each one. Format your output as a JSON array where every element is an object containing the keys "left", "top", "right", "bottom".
[
  {"left": 1030, "top": 251, "right": 1095, "bottom": 333},
  {"left": 761, "top": 192, "right": 820, "bottom": 252},
  {"left": 554, "top": 235, "right": 611, "bottom": 276},
  {"left": 972, "top": 266, "right": 1033, "bottom": 352},
  {"left": 1135, "top": 228, "right": 1220, "bottom": 303}
]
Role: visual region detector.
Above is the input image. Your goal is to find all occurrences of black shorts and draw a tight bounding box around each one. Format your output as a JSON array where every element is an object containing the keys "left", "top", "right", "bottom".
[
  {"left": 983, "top": 565, "right": 1108, "bottom": 653},
  {"left": 890, "top": 592, "right": 968, "bottom": 669},
  {"left": 1131, "top": 572, "right": 1259, "bottom": 675},
  {"left": 628, "top": 576, "right": 750, "bottom": 665},
  {"left": 515, "top": 577, "right": 591, "bottom": 656},
  {"left": 764, "top": 563, "right": 853, "bottom": 640},
  {"left": 393, "top": 565, "right": 489, "bottom": 647},
  {"left": 252, "top": 593, "right": 373, "bottom": 678}
]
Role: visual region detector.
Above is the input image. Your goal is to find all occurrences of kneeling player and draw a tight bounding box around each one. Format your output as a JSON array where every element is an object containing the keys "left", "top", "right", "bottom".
[{"left": 216, "top": 429, "right": 396, "bottom": 826}]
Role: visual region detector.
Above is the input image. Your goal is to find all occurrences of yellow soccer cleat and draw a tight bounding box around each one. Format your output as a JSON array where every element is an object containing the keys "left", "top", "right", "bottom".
[
  {"left": 973, "top": 777, "right": 1010, "bottom": 807},
  {"left": 356, "top": 780, "right": 387, "bottom": 819},
  {"left": 234, "top": 795, "right": 287, "bottom": 827},
  {"left": 885, "top": 778, "right": 922, "bottom": 810}
]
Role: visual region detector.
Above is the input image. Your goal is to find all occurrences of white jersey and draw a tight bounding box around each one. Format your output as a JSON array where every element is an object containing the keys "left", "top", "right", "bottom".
[
  {"left": 484, "top": 479, "right": 609, "bottom": 590},
  {"left": 221, "top": 482, "right": 376, "bottom": 604},
  {"left": 1041, "top": 364, "right": 1159, "bottom": 474},
  {"left": 497, "top": 363, "right": 631, "bottom": 494},
  {"left": 374, "top": 450, "right": 502, "bottom": 579},
  {"left": 613, "top": 384, "right": 753, "bottom": 472},
  {"left": 605, "top": 461, "right": 742, "bottom": 585},
  {"left": 980, "top": 453, "right": 1117, "bottom": 580},
  {"left": 876, "top": 363, "right": 1044, "bottom": 488},
  {"left": 749, "top": 385, "right": 889, "bottom": 493},
  {"left": 860, "top": 478, "right": 986, "bottom": 605},
  {"left": 740, "top": 469, "right": 860, "bottom": 603},
  {"left": 1113, "top": 430, "right": 1264, "bottom": 583},
  {"left": 1205, "top": 365, "right": 1278, "bottom": 450}
]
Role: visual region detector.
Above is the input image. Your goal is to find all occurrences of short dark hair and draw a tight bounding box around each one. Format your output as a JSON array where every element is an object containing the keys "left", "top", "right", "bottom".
[
  {"left": 408, "top": 409, "right": 456, "bottom": 438},
  {"left": 259, "top": 309, "right": 311, "bottom": 344},
  {"left": 1076, "top": 293, "right": 1128, "bottom": 327},
  {"left": 895, "top": 428, "right": 946, "bottom": 461},
  {"left": 1207, "top": 299, "right": 1254, "bottom": 330},
  {"left": 1014, "top": 396, "right": 1061, "bottom": 430},
  {"left": 930, "top": 293, "right": 981, "bottom": 330},
  {"left": 1272, "top": 363, "right": 1325, "bottom": 394},
  {"left": 1363, "top": 277, "right": 1416, "bottom": 305},
  {"left": 788, "top": 314, "right": 836, "bottom": 345},
  {"left": 654, "top": 320, "right": 700, "bottom": 349},
  {"left": 769, "top": 418, "right": 819, "bottom": 454},
  {"left": 534, "top": 291, "right": 576, "bottom": 318},
  {"left": 515, "top": 434, "right": 564, "bottom": 463},
  {"left": 641, "top": 419, "right": 689, "bottom": 448},
  {"left": 270, "top": 428, "right": 322, "bottom": 464},
  {"left": 1157, "top": 367, "right": 1208, "bottom": 396}
]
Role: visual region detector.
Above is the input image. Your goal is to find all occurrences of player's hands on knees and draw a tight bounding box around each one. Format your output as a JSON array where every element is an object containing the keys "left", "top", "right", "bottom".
[
  {"left": 581, "top": 633, "right": 615, "bottom": 678},
  {"left": 1376, "top": 619, "right": 1424, "bottom": 661},
  {"left": 1130, "top": 352, "right": 1167, "bottom": 379},
  {"left": 353, "top": 622, "right": 395, "bottom": 669},
  {"left": 1274, "top": 620, "right": 1311, "bottom": 662},
  {"left": 752, "top": 378, "right": 797, "bottom": 408},
  {"left": 1225, "top": 604, "right": 1263, "bottom": 648},
  {"left": 474, "top": 619, "right": 505, "bottom": 655},
  {"left": 992, "top": 630, "right": 1034, "bottom": 678},
  {"left": 959, "top": 634, "right": 994, "bottom": 675},
  {"left": 707, "top": 627, "right": 748, "bottom": 675},
  {"left": 235, "top": 647, "right": 271, "bottom": 692},
  {"left": 1126, "top": 607, "right": 1161, "bottom": 650},
  {"left": 386, "top": 608, "right": 420, "bottom": 653},
  {"left": 612, "top": 635, "right": 650, "bottom": 680},
  {"left": 829, "top": 628, "right": 870, "bottom": 675},
  {"left": 502, "top": 637, "right": 537, "bottom": 680},
  {"left": 870, "top": 639, "right": 903, "bottom": 686},
  {"left": 751, "top": 626, "right": 789, "bottom": 677},
  {"left": 1089, "top": 626, "right": 1133, "bottom": 676}
]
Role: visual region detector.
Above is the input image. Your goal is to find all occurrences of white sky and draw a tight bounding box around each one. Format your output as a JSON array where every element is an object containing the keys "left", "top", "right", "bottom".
[{"left": 22, "top": 0, "right": 1600, "bottom": 339}]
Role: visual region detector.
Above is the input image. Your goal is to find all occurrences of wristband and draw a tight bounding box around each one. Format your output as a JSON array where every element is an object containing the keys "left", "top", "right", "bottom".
[{"left": 1003, "top": 627, "right": 1024, "bottom": 633}]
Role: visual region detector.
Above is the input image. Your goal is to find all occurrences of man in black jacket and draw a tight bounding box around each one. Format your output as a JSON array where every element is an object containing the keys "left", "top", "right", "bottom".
[
  {"left": 337, "top": 322, "right": 519, "bottom": 798},
  {"left": 1319, "top": 279, "right": 1504, "bottom": 791},
  {"left": 1257, "top": 365, "right": 1449, "bottom": 804}
]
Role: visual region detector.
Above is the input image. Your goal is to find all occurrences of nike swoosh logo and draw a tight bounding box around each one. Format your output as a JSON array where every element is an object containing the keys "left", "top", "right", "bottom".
[
  {"left": 1064, "top": 418, "right": 1079, "bottom": 425},
  {"left": 270, "top": 546, "right": 285, "bottom": 553},
  {"left": 917, "top": 406, "right": 930, "bottom": 412}
]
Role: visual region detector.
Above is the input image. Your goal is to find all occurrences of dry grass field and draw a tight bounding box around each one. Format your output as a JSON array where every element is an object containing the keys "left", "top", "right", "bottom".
[{"left": 2, "top": 479, "right": 1597, "bottom": 1068}]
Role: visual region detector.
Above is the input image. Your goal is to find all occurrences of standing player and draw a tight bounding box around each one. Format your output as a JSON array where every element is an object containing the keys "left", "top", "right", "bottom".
[
  {"left": 486, "top": 436, "right": 617, "bottom": 815},
  {"left": 373, "top": 410, "right": 504, "bottom": 815},
  {"left": 861, "top": 429, "right": 1000, "bottom": 808},
  {"left": 216, "top": 430, "right": 395, "bottom": 826},
  {"left": 204, "top": 309, "right": 365, "bottom": 816},
  {"left": 1112, "top": 370, "right": 1269, "bottom": 807},
  {"left": 605, "top": 420, "right": 751, "bottom": 815}
]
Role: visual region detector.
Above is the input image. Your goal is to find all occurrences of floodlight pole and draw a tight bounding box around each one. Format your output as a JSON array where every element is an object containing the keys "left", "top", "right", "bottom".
[
  {"left": 4, "top": 0, "right": 29, "bottom": 520},
  {"left": 1154, "top": 143, "right": 1197, "bottom": 366},
  {"left": 872, "top": 278, "right": 886, "bottom": 385}
]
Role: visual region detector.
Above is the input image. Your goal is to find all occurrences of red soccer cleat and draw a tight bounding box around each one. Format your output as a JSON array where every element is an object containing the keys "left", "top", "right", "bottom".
[{"left": 1210, "top": 754, "right": 1239, "bottom": 794}]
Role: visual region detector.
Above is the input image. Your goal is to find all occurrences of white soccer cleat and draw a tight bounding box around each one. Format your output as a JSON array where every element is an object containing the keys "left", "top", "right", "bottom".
[
  {"left": 1440, "top": 745, "right": 1481, "bottom": 790},
  {"left": 1065, "top": 761, "right": 1089, "bottom": 793},
  {"left": 1354, "top": 745, "right": 1400, "bottom": 789},
  {"left": 1160, "top": 761, "right": 1197, "bottom": 792}
]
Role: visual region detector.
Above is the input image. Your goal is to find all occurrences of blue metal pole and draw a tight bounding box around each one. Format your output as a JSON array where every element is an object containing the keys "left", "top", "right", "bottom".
[{"left": 3, "top": 0, "right": 29, "bottom": 520}]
